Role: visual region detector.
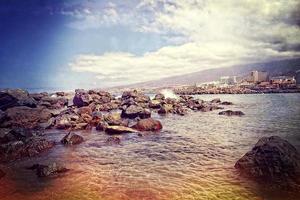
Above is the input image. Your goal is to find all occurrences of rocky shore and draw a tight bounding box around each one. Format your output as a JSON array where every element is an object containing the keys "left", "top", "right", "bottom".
[
  {"left": 1, "top": 88, "right": 299, "bottom": 191},
  {"left": 0, "top": 89, "right": 236, "bottom": 167}
]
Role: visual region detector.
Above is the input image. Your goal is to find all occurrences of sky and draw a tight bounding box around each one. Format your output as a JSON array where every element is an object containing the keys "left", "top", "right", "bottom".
[{"left": 0, "top": 0, "right": 300, "bottom": 90}]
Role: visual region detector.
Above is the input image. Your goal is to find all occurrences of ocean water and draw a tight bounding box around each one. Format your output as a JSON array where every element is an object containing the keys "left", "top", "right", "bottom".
[{"left": 1, "top": 93, "right": 300, "bottom": 200}]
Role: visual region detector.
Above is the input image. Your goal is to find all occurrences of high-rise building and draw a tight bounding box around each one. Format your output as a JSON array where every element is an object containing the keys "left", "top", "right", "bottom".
[
  {"left": 247, "top": 71, "right": 268, "bottom": 83},
  {"left": 296, "top": 70, "right": 300, "bottom": 87}
]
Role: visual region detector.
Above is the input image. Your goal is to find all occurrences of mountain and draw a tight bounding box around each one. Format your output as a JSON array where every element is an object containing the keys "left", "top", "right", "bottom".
[{"left": 121, "top": 58, "right": 300, "bottom": 88}]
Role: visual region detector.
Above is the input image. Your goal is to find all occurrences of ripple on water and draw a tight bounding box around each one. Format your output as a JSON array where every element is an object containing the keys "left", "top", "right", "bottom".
[{"left": 1, "top": 94, "right": 300, "bottom": 200}]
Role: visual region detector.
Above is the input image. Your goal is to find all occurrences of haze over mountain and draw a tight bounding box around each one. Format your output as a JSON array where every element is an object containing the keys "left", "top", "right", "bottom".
[{"left": 121, "top": 58, "right": 300, "bottom": 88}]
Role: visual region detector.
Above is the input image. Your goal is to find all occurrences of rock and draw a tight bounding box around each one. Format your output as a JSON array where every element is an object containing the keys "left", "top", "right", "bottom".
[
  {"left": 219, "top": 110, "right": 244, "bottom": 116},
  {"left": 0, "top": 137, "right": 54, "bottom": 162},
  {"left": 5, "top": 106, "right": 52, "bottom": 128},
  {"left": 105, "top": 136, "right": 121, "bottom": 145},
  {"left": 90, "top": 111, "right": 102, "bottom": 126},
  {"left": 158, "top": 104, "right": 173, "bottom": 114},
  {"left": 0, "top": 169, "right": 5, "bottom": 179},
  {"left": 38, "top": 96, "right": 68, "bottom": 109},
  {"left": 73, "top": 89, "right": 91, "bottom": 108},
  {"left": 39, "top": 117, "right": 55, "bottom": 129},
  {"left": 28, "top": 162, "right": 69, "bottom": 177},
  {"left": 221, "top": 101, "right": 233, "bottom": 105},
  {"left": 0, "top": 110, "right": 6, "bottom": 123},
  {"left": 77, "top": 106, "right": 92, "bottom": 116},
  {"left": 74, "top": 123, "right": 88, "bottom": 130},
  {"left": 211, "top": 98, "right": 221, "bottom": 103},
  {"left": 55, "top": 116, "right": 72, "bottom": 129},
  {"left": 0, "top": 89, "right": 37, "bottom": 110},
  {"left": 96, "top": 121, "right": 108, "bottom": 131},
  {"left": 131, "top": 118, "right": 162, "bottom": 131},
  {"left": 104, "top": 113, "right": 129, "bottom": 126},
  {"left": 0, "top": 128, "right": 14, "bottom": 144},
  {"left": 61, "top": 132, "right": 84, "bottom": 145},
  {"left": 235, "top": 136, "right": 300, "bottom": 182},
  {"left": 30, "top": 92, "right": 48, "bottom": 101},
  {"left": 121, "top": 105, "right": 151, "bottom": 119},
  {"left": 149, "top": 100, "right": 161, "bottom": 109},
  {"left": 56, "top": 92, "right": 65, "bottom": 97},
  {"left": 105, "top": 126, "right": 136, "bottom": 135},
  {"left": 154, "top": 93, "right": 165, "bottom": 100}
]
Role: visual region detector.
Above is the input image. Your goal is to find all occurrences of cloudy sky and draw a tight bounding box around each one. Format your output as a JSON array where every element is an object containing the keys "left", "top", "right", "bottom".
[{"left": 0, "top": 0, "right": 300, "bottom": 90}]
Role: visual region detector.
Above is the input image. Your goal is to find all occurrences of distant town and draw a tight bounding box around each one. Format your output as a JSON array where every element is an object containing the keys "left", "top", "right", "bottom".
[{"left": 173, "top": 70, "right": 300, "bottom": 95}]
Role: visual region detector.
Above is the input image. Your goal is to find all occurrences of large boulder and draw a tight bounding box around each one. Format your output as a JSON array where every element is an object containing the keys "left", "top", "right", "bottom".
[
  {"left": 219, "top": 110, "right": 244, "bottom": 116},
  {"left": 73, "top": 89, "right": 91, "bottom": 108},
  {"left": 0, "top": 89, "right": 37, "bottom": 110},
  {"left": 28, "top": 162, "right": 69, "bottom": 177},
  {"left": 61, "top": 132, "right": 84, "bottom": 145},
  {"left": 0, "top": 137, "right": 54, "bottom": 162},
  {"left": 131, "top": 118, "right": 162, "bottom": 131},
  {"left": 4, "top": 106, "right": 52, "bottom": 128},
  {"left": 105, "top": 126, "right": 136, "bottom": 135},
  {"left": 235, "top": 136, "right": 300, "bottom": 182},
  {"left": 38, "top": 96, "right": 68, "bottom": 109},
  {"left": 121, "top": 105, "right": 151, "bottom": 119}
]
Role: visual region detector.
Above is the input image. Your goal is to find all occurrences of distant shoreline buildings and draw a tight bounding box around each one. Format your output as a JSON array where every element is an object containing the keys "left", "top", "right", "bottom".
[{"left": 198, "top": 70, "right": 299, "bottom": 89}]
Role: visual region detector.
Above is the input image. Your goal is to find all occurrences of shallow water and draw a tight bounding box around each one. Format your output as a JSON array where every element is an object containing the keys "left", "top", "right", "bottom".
[{"left": 1, "top": 93, "right": 300, "bottom": 200}]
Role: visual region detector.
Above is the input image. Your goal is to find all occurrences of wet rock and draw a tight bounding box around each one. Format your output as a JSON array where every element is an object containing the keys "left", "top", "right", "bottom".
[
  {"left": 104, "top": 113, "right": 129, "bottom": 126},
  {"left": 77, "top": 106, "right": 92, "bottom": 116},
  {"left": 211, "top": 98, "right": 221, "bottom": 103},
  {"left": 219, "top": 110, "right": 244, "bottom": 116},
  {"left": 0, "top": 137, "right": 54, "bottom": 162},
  {"left": 0, "top": 169, "right": 5, "bottom": 179},
  {"left": 121, "top": 105, "right": 151, "bottom": 119},
  {"left": 74, "top": 123, "right": 88, "bottom": 130},
  {"left": 149, "top": 100, "right": 161, "bottom": 109},
  {"left": 105, "top": 126, "right": 136, "bottom": 135},
  {"left": 235, "top": 136, "right": 300, "bottom": 182},
  {"left": 158, "top": 104, "right": 173, "bottom": 114},
  {"left": 0, "top": 128, "right": 13, "bottom": 144},
  {"left": 61, "top": 132, "right": 84, "bottom": 145},
  {"left": 56, "top": 92, "right": 65, "bottom": 97},
  {"left": 105, "top": 136, "right": 121, "bottom": 145},
  {"left": 0, "top": 89, "right": 37, "bottom": 110},
  {"left": 96, "top": 121, "right": 108, "bottom": 131},
  {"left": 0, "top": 110, "right": 6, "bottom": 123},
  {"left": 4, "top": 106, "right": 52, "bottom": 128},
  {"left": 28, "top": 162, "right": 69, "bottom": 177},
  {"left": 154, "top": 93, "right": 165, "bottom": 101},
  {"left": 39, "top": 117, "right": 55, "bottom": 129},
  {"left": 131, "top": 118, "right": 162, "bottom": 131},
  {"left": 73, "top": 89, "right": 91, "bottom": 108},
  {"left": 90, "top": 111, "right": 102, "bottom": 126}
]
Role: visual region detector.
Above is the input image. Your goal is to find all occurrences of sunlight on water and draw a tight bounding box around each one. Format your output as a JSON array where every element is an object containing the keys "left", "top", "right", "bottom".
[{"left": 0, "top": 94, "right": 300, "bottom": 200}]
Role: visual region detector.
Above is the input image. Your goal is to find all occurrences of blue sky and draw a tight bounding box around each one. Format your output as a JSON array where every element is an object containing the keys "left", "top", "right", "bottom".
[{"left": 0, "top": 0, "right": 300, "bottom": 90}]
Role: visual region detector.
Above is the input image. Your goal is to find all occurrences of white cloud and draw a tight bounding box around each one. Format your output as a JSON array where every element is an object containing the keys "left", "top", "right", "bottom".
[{"left": 68, "top": 0, "right": 300, "bottom": 85}]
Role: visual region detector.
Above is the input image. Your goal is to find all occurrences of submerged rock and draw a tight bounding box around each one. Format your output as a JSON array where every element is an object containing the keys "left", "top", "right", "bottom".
[
  {"left": 0, "top": 137, "right": 54, "bottom": 162},
  {"left": 235, "top": 136, "right": 300, "bottom": 182},
  {"left": 131, "top": 118, "right": 162, "bottom": 131},
  {"left": 28, "top": 162, "right": 69, "bottom": 177},
  {"left": 61, "top": 132, "right": 84, "bottom": 145},
  {"left": 218, "top": 110, "right": 244, "bottom": 116},
  {"left": 105, "top": 126, "right": 136, "bottom": 135},
  {"left": 96, "top": 121, "right": 109, "bottom": 131},
  {"left": 221, "top": 101, "right": 233, "bottom": 105},
  {"left": 105, "top": 136, "right": 121, "bottom": 145}
]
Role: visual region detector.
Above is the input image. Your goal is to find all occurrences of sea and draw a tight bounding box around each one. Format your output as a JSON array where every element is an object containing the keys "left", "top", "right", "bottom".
[{"left": 1, "top": 93, "right": 300, "bottom": 200}]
